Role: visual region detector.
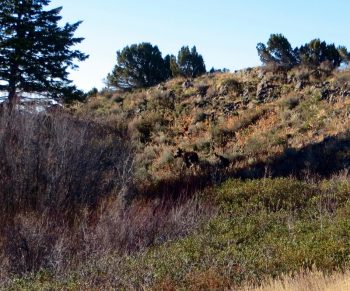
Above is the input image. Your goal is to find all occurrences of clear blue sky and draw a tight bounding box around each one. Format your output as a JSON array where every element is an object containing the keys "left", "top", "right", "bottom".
[{"left": 50, "top": 0, "right": 350, "bottom": 91}]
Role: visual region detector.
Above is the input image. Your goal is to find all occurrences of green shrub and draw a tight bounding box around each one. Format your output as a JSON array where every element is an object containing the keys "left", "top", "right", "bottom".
[{"left": 217, "top": 178, "right": 315, "bottom": 212}]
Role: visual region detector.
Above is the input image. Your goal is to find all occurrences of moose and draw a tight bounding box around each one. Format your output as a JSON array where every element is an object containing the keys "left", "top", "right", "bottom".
[
  {"left": 214, "top": 153, "right": 230, "bottom": 168},
  {"left": 174, "top": 148, "right": 199, "bottom": 168}
]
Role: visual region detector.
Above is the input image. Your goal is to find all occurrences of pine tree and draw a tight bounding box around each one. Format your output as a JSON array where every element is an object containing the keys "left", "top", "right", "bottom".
[
  {"left": 107, "top": 43, "right": 168, "bottom": 90},
  {"left": 257, "top": 34, "right": 297, "bottom": 70},
  {"left": 164, "top": 54, "right": 180, "bottom": 78},
  {"left": 0, "top": 0, "right": 88, "bottom": 104},
  {"left": 177, "top": 46, "right": 206, "bottom": 78},
  {"left": 298, "top": 39, "right": 342, "bottom": 70}
]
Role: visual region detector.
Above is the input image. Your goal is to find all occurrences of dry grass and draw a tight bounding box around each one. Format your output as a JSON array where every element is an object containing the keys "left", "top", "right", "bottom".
[{"left": 248, "top": 270, "right": 350, "bottom": 291}]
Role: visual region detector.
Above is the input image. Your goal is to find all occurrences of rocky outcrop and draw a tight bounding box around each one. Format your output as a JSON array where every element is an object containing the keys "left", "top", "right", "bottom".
[
  {"left": 317, "top": 82, "right": 350, "bottom": 102},
  {"left": 256, "top": 80, "right": 276, "bottom": 102}
]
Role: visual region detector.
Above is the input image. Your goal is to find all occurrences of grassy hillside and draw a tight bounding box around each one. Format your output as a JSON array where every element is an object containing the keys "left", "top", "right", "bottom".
[
  {"left": 1, "top": 67, "right": 350, "bottom": 290},
  {"left": 75, "top": 67, "right": 350, "bottom": 186}
]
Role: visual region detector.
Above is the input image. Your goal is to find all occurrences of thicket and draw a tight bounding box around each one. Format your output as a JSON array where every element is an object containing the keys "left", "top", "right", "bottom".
[
  {"left": 0, "top": 108, "right": 134, "bottom": 214},
  {"left": 0, "top": 107, "right": 134, "bottom": 276}
]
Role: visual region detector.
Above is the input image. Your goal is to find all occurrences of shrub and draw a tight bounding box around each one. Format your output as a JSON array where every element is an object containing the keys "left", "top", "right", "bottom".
[
  {"left": 149, "top": 89, "right": 175, "bottom": 110},
  {"left": 217, "top": 178, "right": 315, "bottom": 212},
  {"left": 218, "top": 78, "right": 242, "bottom": 95},
  {"left": 280, "top": 95, "right": 300, "bottom": 110},
  {"left": 193, "top": 110, "right": 207, "bottom": 123},
  {"left": 0, "top": 108, "right": 133, "bottom": 215},
  {"left": 3, "top": 176, "right": 350, "bottom": 289},
  {"left": 129, "top": 112, "right": 167, "bottom": 144}
]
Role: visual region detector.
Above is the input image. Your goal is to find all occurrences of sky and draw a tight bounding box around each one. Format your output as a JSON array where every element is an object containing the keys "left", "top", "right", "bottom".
[{"left": 49, "top": 0, "right": 350, "bottom": 91}]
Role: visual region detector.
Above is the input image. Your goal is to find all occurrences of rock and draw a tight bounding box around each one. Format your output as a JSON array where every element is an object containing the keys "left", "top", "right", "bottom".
[
  {"left": 256, "top": 80, "right": 275, "bottom": 102},
  {"left": 287, "top": 74, "right": 295, "bottom": 84},
  {"left": 157, "top": 83, "right": 167, "bottom": 91},
  {"left": 320, "top": 88, "right": 330, "bottom": 100},
  {"left": 208, "top": 111, "right": 216, "bottom": 122},
  {"left": 341, "top": 90, "right": 350, "bottom": 97},
  {"left": 242, "top": 88, "right": 250, "bottom": 102}
]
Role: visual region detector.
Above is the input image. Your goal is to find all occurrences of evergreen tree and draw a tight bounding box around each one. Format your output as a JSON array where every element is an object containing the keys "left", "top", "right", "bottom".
[
  {"left": 338, "top": 46, "right": 350, "bottom": 65},
  {"left": 164, "top": 54, "right": 180, "bottom": 77},
  {"left": 107, "top": 43, "right": 168, "bottom": 90},
  {"left": 177, "top": 46, "right": 206, "bottom": 78},
  {"left": 257, "top": 34, "right": 297, "bottom": 69},
  {"left": 298, "top": 39, "right": 342, "bottom": 69},
  {"left": 0, "top": 0, "right": 88, "bottom": 104}
]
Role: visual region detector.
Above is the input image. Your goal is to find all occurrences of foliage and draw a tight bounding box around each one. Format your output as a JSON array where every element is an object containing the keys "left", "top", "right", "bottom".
[
  {"left": 164, "top": 54, "right": 180, "bottom": 78},
  {"left": 107, "top": 44, "right": 207, "bottom": 89},
  {"left": 0, "top": 0, "right": 88, "bottom": 103},
  {"left": 257, "top": 34, "right": 298, "bottom": 70},
  {"left": 2, "top": 57, "right": 350, "bottom": 289},
  {"left": 298, "top": 39, "right": 343, "bottom": 70},
  {"left": 177, "top": 46, "right": 206, "bottom": 78},
  {"left": 337, "top": 45, "right": 350, "bottom": 65},
  {"left": 257, "top": 34, "right": 349, "bottom": 72},
  {"left": 107, "top": 42, "right": 170, "bottom": 90}
]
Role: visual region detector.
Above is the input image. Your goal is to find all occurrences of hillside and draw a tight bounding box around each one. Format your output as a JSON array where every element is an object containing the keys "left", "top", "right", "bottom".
[
  {"left": 75, "top": 66, "right": 350, "bottom": 187},
  {"left": 2, "top": 67, "right": 350, "bottom": 290}
]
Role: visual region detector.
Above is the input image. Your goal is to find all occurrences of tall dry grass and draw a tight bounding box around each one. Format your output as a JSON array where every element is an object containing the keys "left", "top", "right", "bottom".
[{"left": 247, "top": 270, "right": 350, "bottom": 291}]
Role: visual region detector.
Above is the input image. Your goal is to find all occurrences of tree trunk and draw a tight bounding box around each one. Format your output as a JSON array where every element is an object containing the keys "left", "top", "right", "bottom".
[{"left": 8, "top": 86, "right": 18, "bottom": 111}]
